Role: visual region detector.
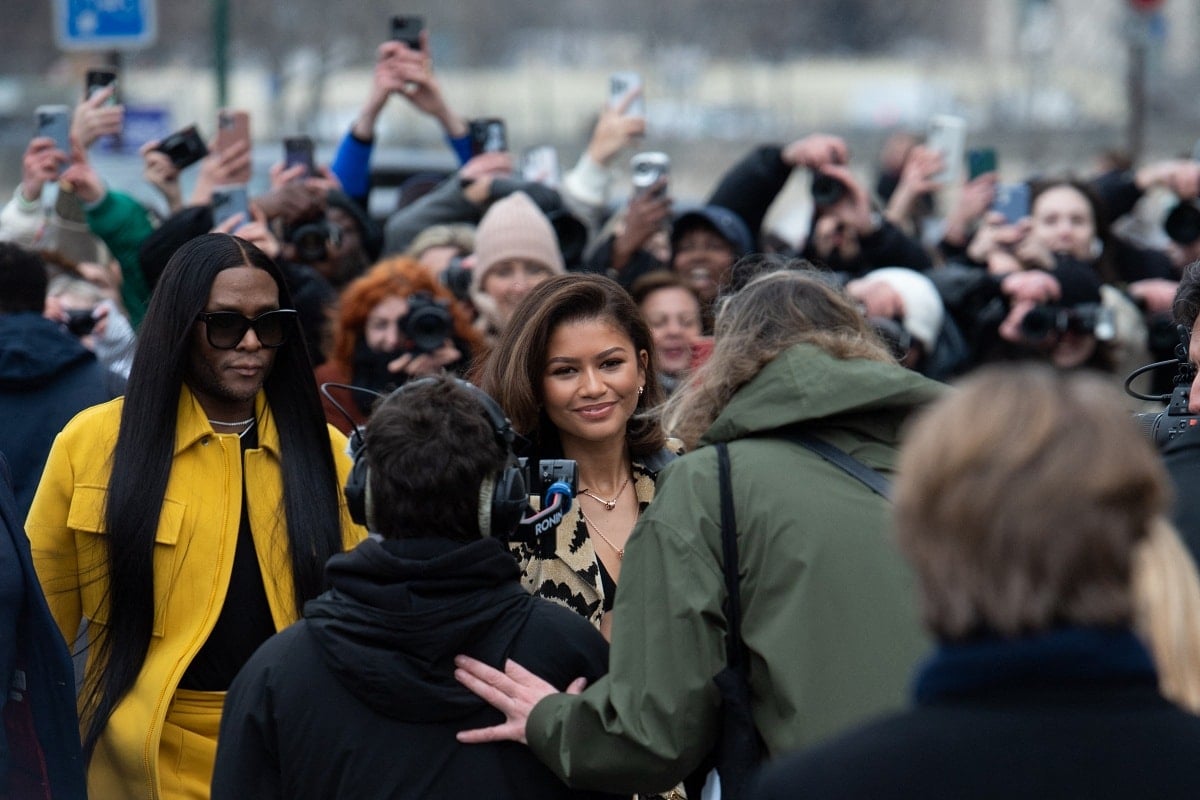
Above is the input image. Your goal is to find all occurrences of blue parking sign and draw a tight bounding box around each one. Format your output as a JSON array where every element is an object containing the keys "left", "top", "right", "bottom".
[{"left": 54, "top": 0, "right": 158, "bottom": 50}]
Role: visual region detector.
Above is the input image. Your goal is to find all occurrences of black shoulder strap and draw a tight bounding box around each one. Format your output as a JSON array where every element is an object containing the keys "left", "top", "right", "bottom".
[
  {"left": 716, "top": 442, "right": 747, "bottom": 668},
  {"left": 771, "top": 427, "right": 892, "bottom": 501}
]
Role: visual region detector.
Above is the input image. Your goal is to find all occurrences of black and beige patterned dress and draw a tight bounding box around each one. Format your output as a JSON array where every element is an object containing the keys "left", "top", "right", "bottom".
[{"left": 509, "top": 447, "right": 678, "bottom": 628}]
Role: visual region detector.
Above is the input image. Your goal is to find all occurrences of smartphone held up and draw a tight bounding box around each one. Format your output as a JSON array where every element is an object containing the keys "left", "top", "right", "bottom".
[
  {"left": 212, "top": 184, "right": 251, "bottom": 231},
  {"left": 85, "top": 68, "right": 119, "bottom": 105},
  {"left": 992, "top": 182, "right": 1031, "bottom": 224},
  {"left": 609, "top": 71, "right": 645, "bottom": 119},
  {"left": 926, "top": 114, "right": 966, "bottom": 185},
  {"left": 215, "top": 109, "right": 252, "bottom": 184},
  {"left": 521, "top": 145, "right": 561, "bottom": 189},
  {"left": 284, "top": 136, "right": 316, "bottom": 178},
  {"left": 390, "top": 15, "right": 424, "bottom": 49},
  {"left": 34, "top": 105, "right": 71, "bottom": 174},
  {"left": 469, "top": 118, "right": 507, "bottom": 156}
]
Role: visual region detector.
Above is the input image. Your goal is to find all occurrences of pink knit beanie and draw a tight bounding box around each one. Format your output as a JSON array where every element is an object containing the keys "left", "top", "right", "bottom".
[{"left": 470, "top": 191, "right": 565, "bottom": 299}]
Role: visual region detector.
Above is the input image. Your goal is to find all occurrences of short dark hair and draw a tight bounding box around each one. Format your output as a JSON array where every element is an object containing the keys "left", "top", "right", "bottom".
[
  {"left": 472, "top": 273, "right": 666, "bottom": 459},
  {"left": 1174, "top": 260, "right": 1200, "bottom": 329},
  {"left": 0, "top": 243, "right": 48, "bottom": 314},
  {"left": 365, "top": 376, "right": 508, "bottom": 541}
]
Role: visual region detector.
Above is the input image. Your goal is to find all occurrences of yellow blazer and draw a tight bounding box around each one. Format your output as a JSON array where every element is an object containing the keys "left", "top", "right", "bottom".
[{"left": 26, "top": 386, "right": 366, "bottom": 799}]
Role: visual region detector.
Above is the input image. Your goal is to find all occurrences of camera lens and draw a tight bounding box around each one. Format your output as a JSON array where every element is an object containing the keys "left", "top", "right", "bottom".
[
  {"left": 288, "top": 220, "right": 333, "bottom": 263},
  {"left": 402, "top": 293, "right": 454, "bottom": 354},
  {"left": 65, "top": 308, "right": 98, "bottom": 337},
  {"left": 1164, "top": 201, "right": 1200, "bottom": 245},
  {"left": 811, "top": 173, "right": 847, "bottom": 207},
  {"left": 1019, "top": 305, "right": 1061, "bottom": 340},
  {"left": 441, "top": 259, "right": 472, "bottom": 302}
]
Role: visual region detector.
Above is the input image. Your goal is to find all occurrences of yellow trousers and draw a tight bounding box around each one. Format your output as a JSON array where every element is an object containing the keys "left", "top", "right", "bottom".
[{"left": 156, "top": 689, "right": 225, "bottom": 799}]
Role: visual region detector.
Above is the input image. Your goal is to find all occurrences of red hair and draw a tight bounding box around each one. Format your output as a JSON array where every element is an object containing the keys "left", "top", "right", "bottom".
[{"left": 329, "top": 256, "right": 482, "bottom": 369}]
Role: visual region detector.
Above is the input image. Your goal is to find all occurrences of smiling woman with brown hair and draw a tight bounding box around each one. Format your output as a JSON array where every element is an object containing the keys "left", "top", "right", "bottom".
[{"left": 472, "top": 273, "right": 676, "bottom": 639}]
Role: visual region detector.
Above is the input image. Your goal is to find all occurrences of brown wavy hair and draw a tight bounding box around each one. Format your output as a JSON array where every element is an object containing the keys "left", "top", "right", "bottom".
[{"left": 329, "top": 256, "right": 482, "bottom": 369}]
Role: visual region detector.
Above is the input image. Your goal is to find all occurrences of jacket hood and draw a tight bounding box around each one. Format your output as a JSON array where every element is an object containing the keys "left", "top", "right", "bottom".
[
  {"left": 700, "top": 343, "right": 946, "bottom": 447},
  {"left": 0, "top": 314, "right": 96, "bottom": 389},
  {"left": 304, "top": 536, "right": 533, "bottom": 722}
]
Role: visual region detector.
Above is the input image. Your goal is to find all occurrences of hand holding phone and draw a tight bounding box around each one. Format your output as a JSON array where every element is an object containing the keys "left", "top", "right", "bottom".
[
  {"left": 215, "top": 109, "right": 252, "bottom": 184},
  {"left": 212, "top": 184, "right": 251, "bottom": 230}
]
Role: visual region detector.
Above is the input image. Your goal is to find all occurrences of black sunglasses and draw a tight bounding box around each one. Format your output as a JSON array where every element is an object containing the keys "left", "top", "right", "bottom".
[{"left": 196, "top": 309, "right": 298, "bottom": 350}]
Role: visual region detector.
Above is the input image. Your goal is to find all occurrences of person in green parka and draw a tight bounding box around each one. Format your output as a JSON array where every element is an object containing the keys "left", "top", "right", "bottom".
[{"left": 453, "top": 265, "right": 946, "bottom": 795}]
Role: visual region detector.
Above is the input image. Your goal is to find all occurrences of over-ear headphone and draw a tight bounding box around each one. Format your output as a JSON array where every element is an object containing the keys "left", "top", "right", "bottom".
[{"left": 343, "top": 377, "right": 528, "bottom": 538}]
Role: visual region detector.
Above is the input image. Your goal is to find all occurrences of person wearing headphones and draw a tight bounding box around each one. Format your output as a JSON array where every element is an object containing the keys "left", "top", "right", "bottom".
[{"left": 211, "top": 376, "right": 615, "bottom": 800}]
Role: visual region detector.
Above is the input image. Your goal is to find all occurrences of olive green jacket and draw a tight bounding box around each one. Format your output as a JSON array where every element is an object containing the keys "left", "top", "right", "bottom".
[{"left": 526, "top": 344, "right": 946, "bottom": 794}]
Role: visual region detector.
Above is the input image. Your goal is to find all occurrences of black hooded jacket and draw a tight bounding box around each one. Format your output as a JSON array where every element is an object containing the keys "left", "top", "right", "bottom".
[
  {"left": 213, "top": 536, "right": 616, "bottom": 800},
  {"left": 0, "top": 313, "right": 122, "bottom": 517}
]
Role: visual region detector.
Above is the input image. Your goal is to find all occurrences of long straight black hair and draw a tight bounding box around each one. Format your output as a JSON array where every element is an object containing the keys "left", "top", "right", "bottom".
[{"left": 80, "top": 233, "right": 345, "bottom": 759}]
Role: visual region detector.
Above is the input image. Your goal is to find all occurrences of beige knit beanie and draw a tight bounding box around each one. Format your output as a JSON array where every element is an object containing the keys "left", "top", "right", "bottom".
[{"left": 470, "top": 191, "right": 565, "bottom": 300}]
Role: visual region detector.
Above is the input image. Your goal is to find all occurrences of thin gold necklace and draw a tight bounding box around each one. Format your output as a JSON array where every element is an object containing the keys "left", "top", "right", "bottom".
[
  {"left": 578, "top": 475, "right": 630, "bottom": 512},
  {"left": 578, "top": 505, "right": 627, "bottom": 560}
]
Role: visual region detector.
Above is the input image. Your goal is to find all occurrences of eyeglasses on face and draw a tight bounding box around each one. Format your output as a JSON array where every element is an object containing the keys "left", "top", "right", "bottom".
[{"left": 196, "top": 309, "right": 298, "bottom": 349}]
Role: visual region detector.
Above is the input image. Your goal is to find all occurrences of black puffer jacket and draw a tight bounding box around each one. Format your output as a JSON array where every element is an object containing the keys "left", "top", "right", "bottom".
[{"left": 213, "top": 535, "right": 617, "bottom": 800}]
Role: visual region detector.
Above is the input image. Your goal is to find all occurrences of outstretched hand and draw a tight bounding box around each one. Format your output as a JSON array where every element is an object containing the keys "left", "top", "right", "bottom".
[{"left": 453, "top": 655, "right": 586, "bottom": 746}]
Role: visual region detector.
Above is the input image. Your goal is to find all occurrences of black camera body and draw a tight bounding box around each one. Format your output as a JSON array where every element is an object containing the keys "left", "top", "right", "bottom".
[
  {"left": 869, "top": 316, "right": 914, "bottom": 360},
  {"left": 1134, "top": 383, "right": 1199, "bottom": 448},
  {"left": 155, "top": 125, "right": 208, "bottom": 170},
  {"left": 64, "top": 308, "right": 98, "bottom": 337},
  {"left": 1019, "top": 303, "right": 1115, "bottom": 342},
  {"left": 401, "top": 292, "right": 453, "bottom": 354},
  {"left": 440, "top": 257, "right": 472, "bottom": 302},
  {"left": 518, "top": 458, "right": 577, "bottom": 500},
  {"left": 286, "top": 218, "right": 341, "bottom": 263},
  {"left": 1126, "top": 324, "right": 1199, "bottom": 448},
  {"left": 506, "top": 458, "right": 578, "bottom": 543},
  {"left": 811, "top": 173, "right": 847, "bottom": 207},
  {"left": 1164, "top": 201, "right": 1200, "bottom": 246}
]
